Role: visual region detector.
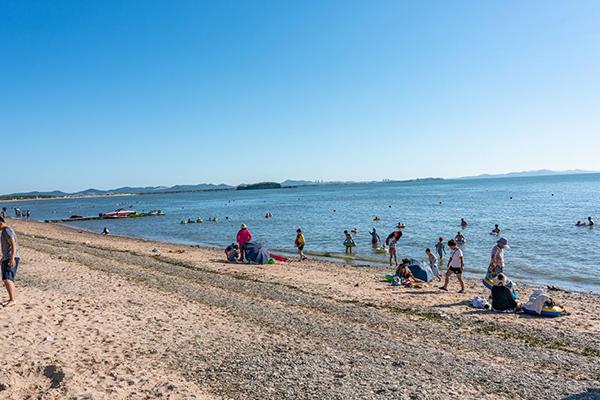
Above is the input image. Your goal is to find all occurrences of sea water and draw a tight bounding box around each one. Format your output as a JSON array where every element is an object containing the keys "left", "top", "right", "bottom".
[{"left": 5, "top": 174, "right": 600, "bottom": 292}]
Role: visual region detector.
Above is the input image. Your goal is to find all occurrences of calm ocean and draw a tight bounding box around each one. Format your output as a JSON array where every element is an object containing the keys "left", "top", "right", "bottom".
[{"left": 5, "top": 174, "right": 600, "bottom": 292}]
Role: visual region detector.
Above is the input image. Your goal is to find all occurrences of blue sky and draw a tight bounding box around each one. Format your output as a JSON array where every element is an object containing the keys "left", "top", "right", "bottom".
[{"left": 1, "top": 0, "right": 599, "bottom": 193}]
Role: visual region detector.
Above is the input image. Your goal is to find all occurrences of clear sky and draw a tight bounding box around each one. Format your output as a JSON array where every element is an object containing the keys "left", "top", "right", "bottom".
[{"left": 1, "top": 0, "right": 599, "bottom": 193}]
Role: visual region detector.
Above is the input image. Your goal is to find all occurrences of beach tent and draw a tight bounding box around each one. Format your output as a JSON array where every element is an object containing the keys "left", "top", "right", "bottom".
[
  {"left": 408, "top": 259, "right": 433, "bottom": 282},
  {"left": 243, "top": 242, "right": 270, "bottom": 264}
]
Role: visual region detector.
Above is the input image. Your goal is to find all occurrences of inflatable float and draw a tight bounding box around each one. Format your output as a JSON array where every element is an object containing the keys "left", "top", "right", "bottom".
[
  {"left": 482, "top": 277, "right": 494, "bottom": 290},
  {"left": 456, "top": 239, "right": 465, "bottom": 246},
  {"left": 489, "top": 232, "right": 499, "bottom": 236},
  {"left": 397, "top": 223, "right": 406, "bottom": 229},
  {"left": 524, "top": 305, "right": 565, "bottom": 318},
  {"left": 375, "top": 248, "right": 389, "bottom": 254}
]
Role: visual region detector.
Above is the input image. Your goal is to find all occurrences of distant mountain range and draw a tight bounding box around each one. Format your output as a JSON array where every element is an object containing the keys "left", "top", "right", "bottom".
[
  {"left": 459, "top": 169, "right": 598, "bottom": 180},
  {"left": 3, "top": 170, "right": 597, "bottom": 199},
  {"left": 1, "top": 183, "right": 233, "bottom": 199}
]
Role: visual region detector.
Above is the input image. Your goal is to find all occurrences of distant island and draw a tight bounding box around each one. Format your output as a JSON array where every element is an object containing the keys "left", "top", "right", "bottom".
[{"left": 237, "top": 182, "right": 282, "bottom": 190}]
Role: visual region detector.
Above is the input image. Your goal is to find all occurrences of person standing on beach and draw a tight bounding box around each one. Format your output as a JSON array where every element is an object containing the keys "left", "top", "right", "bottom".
[
  {"left": 369, "top": 228, "right": 381, "bottom": 248},
  {"left": 236, "top": 224, "right": 252, "bottom": 262},
  {"left": 439, "top": 239, "right": 465, "bottom": 293},
  {"left": 485, "top": 237, "right": 509, "bottom": 285},
  {"left": 295, "top": 229, "right": 307, "bottom": 260},
  {"left": 0, "top": 216, "right": 19, "bottom": 306},
  {"left": 426, "top": 248, "right": 441, "bottom": 281}
]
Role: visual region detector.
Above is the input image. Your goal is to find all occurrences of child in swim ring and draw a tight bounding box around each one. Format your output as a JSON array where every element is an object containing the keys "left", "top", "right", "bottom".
[{"left": 343, "top": 230, "right": 355, "bottom": 254}]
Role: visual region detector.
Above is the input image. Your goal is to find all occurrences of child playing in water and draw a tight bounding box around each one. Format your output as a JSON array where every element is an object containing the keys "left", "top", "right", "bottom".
[
  {"left": 439, "top": 239, "right": 465, "bottom": 293},
  {"left": 492, "top": 224, "right": 501, "bottom": 235},
  {"left": 295, "top": 229, "right": 307, "bottom": 260},
  {"left": 388, "top": 236, "right": 398, "bottom": 266},
  {"left": 343, "top": 230, "right": 355, "bottom": 254},
  {"left": 435, "top": 237, "right": 446, "bottom": 259},
  {"left": 426, "top": 248, "right": 441, "bottom": 281}
]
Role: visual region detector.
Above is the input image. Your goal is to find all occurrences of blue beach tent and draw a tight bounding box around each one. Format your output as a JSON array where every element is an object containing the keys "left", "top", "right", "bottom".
[
  {"left": 408, "top": 259, "right": 433, "bottom": 282},
  {"left": 243, "top": 242, "right": 270, "bottom": 264}
]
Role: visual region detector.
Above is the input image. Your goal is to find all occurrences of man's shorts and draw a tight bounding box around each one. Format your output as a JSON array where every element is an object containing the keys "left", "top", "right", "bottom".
[
  {"left": 448, "top": 267, "right": 462, "bottom": 274},
  {"left": 1, "top": 258, "right": 19, "bottom": 281}
]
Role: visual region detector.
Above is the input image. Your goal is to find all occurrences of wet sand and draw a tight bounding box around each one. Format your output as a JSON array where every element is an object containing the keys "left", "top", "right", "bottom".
[{"left": 1, "top": 219, "right": 599, "bottom": 399}]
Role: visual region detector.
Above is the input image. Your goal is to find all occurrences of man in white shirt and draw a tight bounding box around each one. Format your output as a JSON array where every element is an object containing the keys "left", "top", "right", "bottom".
[{"left": 439, "top": 239, "right": 465, "bottom": 294}]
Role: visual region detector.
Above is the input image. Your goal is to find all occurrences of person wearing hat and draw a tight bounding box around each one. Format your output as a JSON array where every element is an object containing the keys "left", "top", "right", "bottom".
[
  {"left": 485, "top": 237, "right": 510, "bottom": 285},
  {"left": 491, "top": 273, "right": 522, "bottom": 312},
  {"left": 236, "top": 224, "right": 252, "bottom": 262}
]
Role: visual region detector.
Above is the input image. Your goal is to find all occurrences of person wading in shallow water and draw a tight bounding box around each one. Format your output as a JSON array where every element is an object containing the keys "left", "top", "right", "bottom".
[{"left": 0, "top": 216, "right": 20, "bottom": 306}]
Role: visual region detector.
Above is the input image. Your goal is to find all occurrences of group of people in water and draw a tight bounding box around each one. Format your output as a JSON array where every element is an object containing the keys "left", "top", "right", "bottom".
[
  {"left": 1, "top": 207, "right": 30, "bottom": 220},
  {"left": 575, "top": 216, "right": 595, "bottom": 227}
]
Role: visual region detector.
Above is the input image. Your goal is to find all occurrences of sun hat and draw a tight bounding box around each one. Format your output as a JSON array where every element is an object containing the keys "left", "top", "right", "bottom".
[
  {"left": 240, "top": 223, "right": 247, "bottom": 229},
  {"left": 497, "top": 237, "right": 510, "bottom": 248}
]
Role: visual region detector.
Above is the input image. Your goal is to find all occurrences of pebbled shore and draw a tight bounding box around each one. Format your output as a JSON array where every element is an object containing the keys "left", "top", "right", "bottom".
[{"left": 1, "top": 219, "right": 599, "bottom": 399}]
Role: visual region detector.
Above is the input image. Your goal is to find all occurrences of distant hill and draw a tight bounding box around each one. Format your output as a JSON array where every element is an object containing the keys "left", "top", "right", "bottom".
[
  {"left": 1, "top": 183, "right": 234, "bottom": 199},
  {"left": 460, "top": 169, "right": 598, "bottom": 180}
]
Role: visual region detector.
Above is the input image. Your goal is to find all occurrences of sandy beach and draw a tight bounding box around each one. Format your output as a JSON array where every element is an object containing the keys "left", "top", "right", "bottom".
[{"left": 1, "top": 219, "right": 599, "bottom": 399}]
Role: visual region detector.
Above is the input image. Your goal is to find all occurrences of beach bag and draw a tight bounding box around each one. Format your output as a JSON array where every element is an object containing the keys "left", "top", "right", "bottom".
[{"left": 471, "top": 296, "right": 490, "bottom": 309}]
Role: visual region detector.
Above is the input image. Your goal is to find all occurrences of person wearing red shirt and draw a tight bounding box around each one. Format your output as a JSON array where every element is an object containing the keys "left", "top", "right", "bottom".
[{"left": 236, "top": 224, "right": 252, "bottom": 262}]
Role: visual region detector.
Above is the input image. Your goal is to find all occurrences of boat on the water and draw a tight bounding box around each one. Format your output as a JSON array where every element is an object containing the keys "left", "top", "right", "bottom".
[{"left": 100, "top": 209, "right": 136, "bottom": 218}]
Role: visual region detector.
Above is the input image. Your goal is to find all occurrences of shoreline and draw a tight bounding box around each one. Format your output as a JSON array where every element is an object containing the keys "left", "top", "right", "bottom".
[
  {"left": 49, "top": 219, "right": 600, "bottom": 295},
  {"left": 2, "top": 219, "right": 599, "bottom": 399}
]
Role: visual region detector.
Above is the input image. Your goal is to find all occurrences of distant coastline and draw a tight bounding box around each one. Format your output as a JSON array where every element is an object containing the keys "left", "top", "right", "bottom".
[{"left": 2, "top": 169, "right": 597, "bottom": 202}]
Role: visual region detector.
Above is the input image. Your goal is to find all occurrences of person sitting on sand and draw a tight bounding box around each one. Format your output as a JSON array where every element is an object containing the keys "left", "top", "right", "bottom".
[
  {"left": 369, "top": 228, "right": 381, "bottom": 248},
  {"left": 588, "top": 216, "right": 595, "bottom": 226},
  {"left": 236, "top": 224, "right": 252, "bottom": 262},
  {"left": 0, "top": 216, "right": 19, "bottom": 306},
  {"left": 295, "top": 229, "right": 307, "bottom": 260},
  {"left": 439, "top": 239, "right": 465, "bottom": 293},
  {"left": 455, "top": 231, "right": 466, "bottom": 244},
  {"left": 426, "top": 248, "right": 441, "bottom": 281},
  {"left": 394, "top": 259, "right": 417, "bottom": 287},
  {"left": 460, "top": 218, "right": 468, "bottom": 228},
  {"left": 485, "top": 237, "right": 509, "bottom": 285},
  {"left": 225, "top": 243, "right": 239, "bottom": 263},
  {"left": 343, "top": 230, "right": 355, "bottom": 254},
  {"left": 491, "top": 273, "right": 522, "bottom": 312},
  {"left": 435, "top": 237, "right": 446, "bottom": 259}
]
